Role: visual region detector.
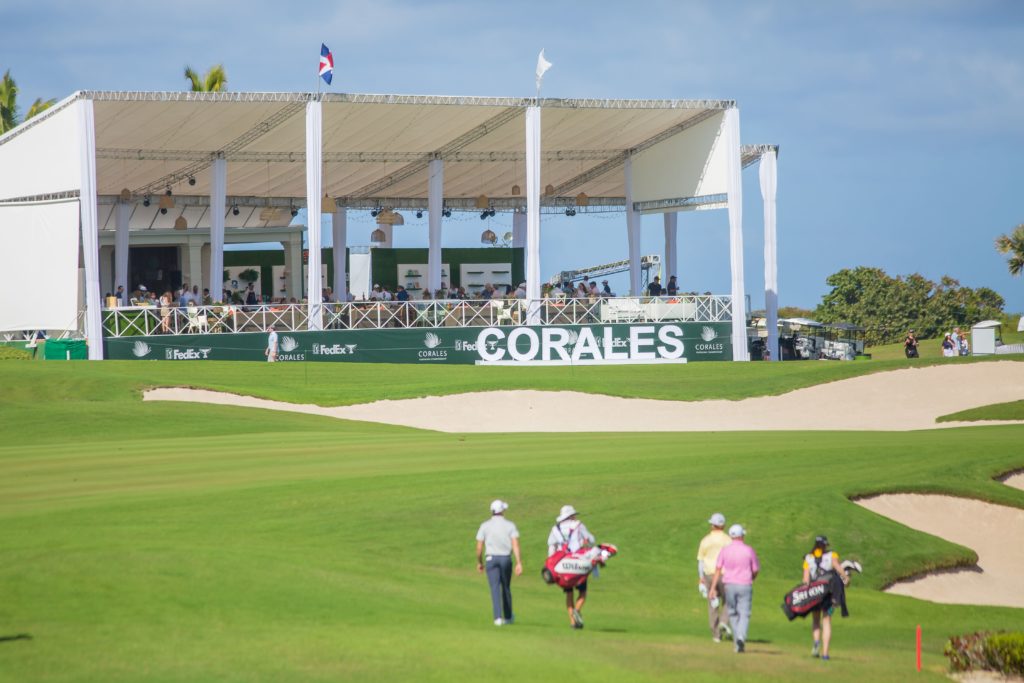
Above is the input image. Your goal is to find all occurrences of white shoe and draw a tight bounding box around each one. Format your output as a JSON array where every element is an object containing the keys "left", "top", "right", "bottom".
[
  {"left": 720, "top": 623, "right": 733, "bottom": 640},
  {"left": 494, "top": 618, "right": 504, "bottom": 626}
]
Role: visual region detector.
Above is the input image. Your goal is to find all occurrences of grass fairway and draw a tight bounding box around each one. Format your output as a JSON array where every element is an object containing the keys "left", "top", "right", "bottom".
[
  {"left": 938, "top": 399, "right": 1024, "bottom": 422},
  {"left": 1, "top": 363, "right": 1023, "bottom": 682}
]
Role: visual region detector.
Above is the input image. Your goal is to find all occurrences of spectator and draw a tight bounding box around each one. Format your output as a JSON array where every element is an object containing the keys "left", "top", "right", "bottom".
[
  {"left": 160, "top": 291, "right": 173, "bottom": 333},
  {"left": 708, "top": 524, "right": 759, "bottom": 654},
  {"left": 667, "top": 275, "right": 679, "bottom": 296},
  {"left": 396, "top": 285, "right": 410, "bottom": 302},
  {"left": 647, "top": 276, "right": 663, "bottom": 297},
  {"left": 941, "top": 334, "right": 956, "bottom": 357},
  {"left": 515, "top": 283, "right": 527, "bottom": 300},
  {"left": 602, "top": 280, "right": 613, "bottom": 296},
  {"left": 202, "top": 288, "right": 212, "bottom": 305},
  {"left": 959, "top": 333, "right": 970, "bottom": 356},
  {"left": 245, "top": 284, "right": 258, "bottom": 307},
  {"left": 475, "top": 500, "right": 523, "bottom": 626},
  {"left": 904, "top": 330, "right": 919, "bottom": 358},
  {"left": 115, "top": 285, "right": 126, "bottom": 305}
]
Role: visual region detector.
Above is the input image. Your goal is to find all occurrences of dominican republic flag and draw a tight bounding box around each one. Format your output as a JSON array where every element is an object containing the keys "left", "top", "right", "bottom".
[{"left": 319, "top": 43, "right": 334, "bottom": 85}]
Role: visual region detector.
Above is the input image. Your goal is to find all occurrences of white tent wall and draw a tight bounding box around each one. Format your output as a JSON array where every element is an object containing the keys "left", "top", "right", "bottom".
[
  {"left": 0, "top": 98, "right": 81, "bottom": 200},
  {"left": 0, "top": 200, "right": 82, "bottom": 331},
  {"left": 630, "top": 111, "right": 726, "bottom": 204}
]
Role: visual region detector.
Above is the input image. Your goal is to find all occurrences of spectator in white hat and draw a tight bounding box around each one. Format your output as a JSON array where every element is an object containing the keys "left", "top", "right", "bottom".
[
  {"left": 475, "top": 499, "right": 523, "bottom": 626},
  {"left": 547, "top": 504, "right": 596, "bottom": 629},
  {"left": 697, "top": 512, "right": 732, "bottom": 642}
]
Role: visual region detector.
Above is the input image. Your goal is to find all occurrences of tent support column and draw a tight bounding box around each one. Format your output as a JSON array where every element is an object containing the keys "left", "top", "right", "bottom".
[
  {"left": 725, "top": 107, "right": 749, "bottom": 361},
  {"left": 77, "top": 99, "right": 103, "bottom": 359},
  {"left": 332, "top": 209, "right": 347, "bottom": 301},
  {"left": 760, "top": 149, "right": 779, "bottom": 361},
  {"left": 625, "top": 156, "right": 641, "bottom": 296},
  {"left": 209, "top": 156, "right": 226, "bottom": 304},
  {"left": 663, "top": 211, "right": 677, "bottom": 286},
  {"left": 305, "top": 100, "right": 323, "bottom": 330},
  {"left": 512, "top": 210, "right": 526, "bottom": 248},
  {"left": 427, "top": 159, "right": 444, "bottom": 294},
  {"left": 114, "top": 201, "right": 130, "bottom": 299},
  {"left": 525, "top": 105, "right": 542, "bottom": 322}
]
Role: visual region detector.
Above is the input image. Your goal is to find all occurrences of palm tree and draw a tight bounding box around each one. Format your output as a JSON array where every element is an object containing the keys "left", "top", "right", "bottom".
[
  {"left": 0, "top": 70, "right": 56, "bottom": 134},
  {"left": 184, "top": 64, "right": 228, "bottom": 92},
  {"left": 995, "top": 225, "right": 1024, "bottom": 277}
]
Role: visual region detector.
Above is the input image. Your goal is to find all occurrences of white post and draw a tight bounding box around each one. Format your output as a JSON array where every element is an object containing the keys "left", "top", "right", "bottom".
[
  {"left": 305, "top": 100, "right": 323, "bottom": 330},
  {"left": 77, "top": 99, "right": 103, "bottom": 360},
  {"left": 427, "top": 159, "right": 444, "bottom": 293},
  {"left": 188, "top": 240, "right": 203, "bottom": 294},
  {"left": 724, "top": 108, "right": 749, "bottom": 361},
  {"left": 209, "top": 156, "right": 226, "bottom": 302},
  {"left": 525, "top": 105, "right": 542, "bottom": 322},
  {"left": 760, "top": 149, "right": 779, "bottom": 361},
  {"left": 284, "top": 237, "right": 303, "bottom": 301},
  {"left": 512, "top": 210, "right": 526, "bottom": 248},
  {"left": 114, "top": 201, "right": 130, "bottom": 301},
  {"left": 624, "top": 156, "right": 641, "bottom": 296},
  {"left": 332, "top": 209, "right": 347, "bottom": 301},
  {"left": 663, "top": 211, "right": 677, "bottom": 287}
]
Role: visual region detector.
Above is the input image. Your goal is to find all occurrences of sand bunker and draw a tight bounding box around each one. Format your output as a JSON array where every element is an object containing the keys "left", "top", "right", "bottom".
[
  {"left": 1004, "top": 471, "right": 1024, "bottom": 493},
  {"left": 144, "top": 362, "right": 1024, "bottom": 433},
  {"left": 855, "top": 494, "right": 1024, "bottom": 608}
]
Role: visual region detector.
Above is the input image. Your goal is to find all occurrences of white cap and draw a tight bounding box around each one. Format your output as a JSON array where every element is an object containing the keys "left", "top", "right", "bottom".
[
  {"left": 557, "top": 504, "right": 578, "bottom": 522},
  {"left": 728, "top": 524, "right": 746, "bottom": 539},
  {"left": 138, "top": 285, "right": 147, "bottom": 291},
  {"left": 490, "top": 499, "right": 508, "bottom": 514},
  {"left": 708, "top": 513, "right": 726, "bottom": 527}
]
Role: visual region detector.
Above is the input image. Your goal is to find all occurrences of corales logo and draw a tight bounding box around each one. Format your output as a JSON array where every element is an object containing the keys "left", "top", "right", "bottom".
[
  {"left": 695, "top": 325, "right": 725, "bottom": 354},
  {"left": 476, "top": 325, "right": 685, "bottom": 364},
  {"left": 277, "top": 335, "right": 305, "bottom": 361},
  {"left": 419, "top": 332, "right": 447, "bottom": 360},
  {"left": 131, "top": 341, "right": 152, "bottom": 358}
]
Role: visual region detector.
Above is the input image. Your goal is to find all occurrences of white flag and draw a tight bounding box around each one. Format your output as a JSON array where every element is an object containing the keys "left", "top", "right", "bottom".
[{"left": 535, "top": 49, "right": 552, "bottom": 90}]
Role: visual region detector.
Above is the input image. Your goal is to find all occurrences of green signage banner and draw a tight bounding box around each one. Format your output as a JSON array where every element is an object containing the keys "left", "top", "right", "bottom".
[{"left": 104, "top": 322, "right": 733, "bottom": 364}]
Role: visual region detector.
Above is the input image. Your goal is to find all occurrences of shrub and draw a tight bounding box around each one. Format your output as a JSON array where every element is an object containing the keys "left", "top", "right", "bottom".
[
  {"left": 0, "top": 346, "right": 31, "bottom": 360},
  {"left": 945, "top": 631, "right": 1024, "bottom": 675}
]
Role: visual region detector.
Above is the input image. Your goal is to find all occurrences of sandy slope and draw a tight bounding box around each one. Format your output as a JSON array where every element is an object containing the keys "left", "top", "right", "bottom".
[
  {"left": 855, "top": 494, "right": 1024, "bottom": 608},
  {"left": 144, "top": 362, "right": 1024, "bottom": 433}
]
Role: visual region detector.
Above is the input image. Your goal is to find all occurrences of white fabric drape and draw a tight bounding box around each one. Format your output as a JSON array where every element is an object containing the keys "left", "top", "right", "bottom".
[
  {"left": 624, "top": 156, "right": 641, "bottom": 296},
  {"left": 209, "top": 156, "right": 226, "bottom": 303},
  {"left": 525, "top": 105, "right": 541, "bottom": 323},
  {"left": 759, "top": 150, "right": 779, "bottom": 362},
  {"left": 663, "top": 212, "right": 678, "bottom": 285},
  {"left": 332, "top": 209, "right": 347, "bottom": 301},
  {"left": 512, "top": 210, "right": 526, "bottom": 248},
  {"left": 305, "top": 101, "right": 323, "bottom": 330},
  {"left": 77, "top": 99, "right": 103, "bottom": 360},
  {"left": 114, "top": 201, "right": 130, "bottom": 299},
  {"left": 724, "top": 108, "right": 749, "bottom": 361},
  {"left": 427, "top": 159, "right": 444, "bottom": 292}
]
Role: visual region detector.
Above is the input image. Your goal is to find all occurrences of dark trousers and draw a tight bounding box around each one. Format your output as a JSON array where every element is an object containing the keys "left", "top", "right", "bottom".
[{"left": 486, "top": 555, "right": 513, "bottom": 620}]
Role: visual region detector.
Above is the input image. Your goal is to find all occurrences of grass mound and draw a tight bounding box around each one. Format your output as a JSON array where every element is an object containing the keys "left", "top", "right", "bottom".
[{"left": 938, "top": 400, "right": 1024, "bottom": 423}]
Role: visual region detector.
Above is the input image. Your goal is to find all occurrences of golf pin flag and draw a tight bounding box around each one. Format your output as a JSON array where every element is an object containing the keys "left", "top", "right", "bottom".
[{"left": 319, "top": 43, "right": 334, "bottom": 85}]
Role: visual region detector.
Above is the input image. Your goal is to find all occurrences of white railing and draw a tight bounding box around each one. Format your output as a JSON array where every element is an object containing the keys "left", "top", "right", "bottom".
[{"left": 100, "top": 295, "right": 734, "bottom": 337}]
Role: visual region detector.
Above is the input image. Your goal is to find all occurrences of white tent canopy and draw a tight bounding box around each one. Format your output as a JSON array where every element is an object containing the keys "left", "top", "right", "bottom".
[{"left": 0, "top": 90, "right": 778, "bottom": 361}]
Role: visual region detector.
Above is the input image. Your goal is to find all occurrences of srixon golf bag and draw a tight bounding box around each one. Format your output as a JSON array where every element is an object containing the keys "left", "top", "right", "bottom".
[
  {"left": 781, "top": 578, "right": 832, "bottom": 620},
  {"left": 541, "top": 544, "right": 619, "bottom": 589}
]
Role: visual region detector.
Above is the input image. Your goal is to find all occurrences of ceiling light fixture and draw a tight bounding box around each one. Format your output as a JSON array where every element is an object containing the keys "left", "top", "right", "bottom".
[{"left": 232, "top": 205, "right": 240, "bottom": 216}]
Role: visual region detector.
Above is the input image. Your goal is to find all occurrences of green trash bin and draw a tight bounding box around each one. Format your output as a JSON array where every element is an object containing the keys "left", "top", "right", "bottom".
[{"left": 43, "top": 338, "right": 88, "bottom": 360}]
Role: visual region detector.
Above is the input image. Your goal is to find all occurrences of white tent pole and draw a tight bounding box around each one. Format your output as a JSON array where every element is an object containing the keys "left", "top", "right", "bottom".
[
  {"left": 332, "top": 209, "right": 347, "bottom": 301},
  {"left": 760, "top": 149, "right": 779, "bottom": 361},
  {"left": 77, "top": 99, "right": 103, "bottom": 360},
  {"left": 624, "top": 156, "right": 641, "bottom": 296},
  {"left": 114, "top": 201, "right": 130, "bottom": 302},
  {"left": 209, "top": 156, "right": 226, "bottom": 303},
  {"left": 427, "top": 159, "right": 444, "bottom": 293},
  {"left": 512, "top": 210, "right": 526, "bottom": 248},
  {"left": 663, "top": 211, "right": 678, "bottom": 286},
  {"left": 525, "top": 105, "right": 541, "bottom": 322},
  {"left": 305, "top": 100, "right": 323, "bottom": 330},
  {"left": 725, "top": 107, "right": 749, "bottom": 361}
]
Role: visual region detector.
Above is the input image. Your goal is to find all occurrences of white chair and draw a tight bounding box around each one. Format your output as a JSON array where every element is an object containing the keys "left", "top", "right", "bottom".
[{"left": 185, "top": 304, "right": 208, "bottom": 334}]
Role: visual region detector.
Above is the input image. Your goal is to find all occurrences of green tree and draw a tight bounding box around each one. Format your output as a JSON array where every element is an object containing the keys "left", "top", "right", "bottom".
[
  {"left": 184, "top": 64, "right": 228, "bottom": 92},
  {"left": 995, "top": 224, "right": 1024, "bottom": 277},
  {"left": 0, "top": 69, "right": 55, "bottom": 135}
]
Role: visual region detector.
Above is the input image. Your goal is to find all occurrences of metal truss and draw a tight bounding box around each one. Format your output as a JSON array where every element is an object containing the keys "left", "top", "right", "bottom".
[
  {"left": 0, "top": 190, "right": 81, "bottom": 204},
  {"left": 549, "top": 108, "right": 723, "bottom": 196},
  {"left": 633, "top": 194, "right": 727, "bottom": 213},
  {"left": 131, "top": 101, "right": 307, "bottom": 197},
  {"left": 741, "top": 144, "right": 780, "bottom": 168},
  {"left": 339, "top": 106, "right": 524, "bottom": 200},
  {"left": 96, "top": 148, "right": 619, "bottom": 164},
  {"left": 100, "top": 295, "right": 734, "bottom": 337}
]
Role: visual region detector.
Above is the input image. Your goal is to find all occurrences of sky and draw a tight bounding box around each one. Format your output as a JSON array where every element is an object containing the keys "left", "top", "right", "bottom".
[{"left": 2, "top": 0, "right": 1023, "bottom": 311}]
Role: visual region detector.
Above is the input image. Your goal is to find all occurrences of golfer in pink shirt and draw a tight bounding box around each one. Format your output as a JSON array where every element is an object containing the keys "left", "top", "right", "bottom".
[{"left": 708, "top": 524, "right": 759, "bottom": 653}]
